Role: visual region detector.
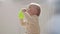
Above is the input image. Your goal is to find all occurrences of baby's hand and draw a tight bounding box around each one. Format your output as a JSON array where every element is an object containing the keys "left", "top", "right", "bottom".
[{"left": 22, "top": 8, "right": 26, "bottom": 12}]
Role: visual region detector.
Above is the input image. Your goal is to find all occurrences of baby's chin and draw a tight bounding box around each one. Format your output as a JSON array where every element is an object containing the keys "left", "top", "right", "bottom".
[
  {"left": 31, "top": 15, "right": 38, "bottom": 17},
  {"left": 29, "top": 13, "right": 37, "bottom": 16}
]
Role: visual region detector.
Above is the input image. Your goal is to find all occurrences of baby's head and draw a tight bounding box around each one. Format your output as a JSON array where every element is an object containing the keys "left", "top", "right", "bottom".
[{"left": 27, "top": 3, "right": 41, "bottom": 16}]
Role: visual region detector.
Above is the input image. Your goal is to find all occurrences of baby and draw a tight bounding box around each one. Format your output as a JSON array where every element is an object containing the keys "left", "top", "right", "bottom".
[{"left": 20, "top": 3, "right": 41, "bottom": 34}]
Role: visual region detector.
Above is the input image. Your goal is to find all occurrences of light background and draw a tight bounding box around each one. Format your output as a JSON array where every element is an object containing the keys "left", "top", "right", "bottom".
[{"left": 0, "top": 0, "right": 55, "bottom": 34}]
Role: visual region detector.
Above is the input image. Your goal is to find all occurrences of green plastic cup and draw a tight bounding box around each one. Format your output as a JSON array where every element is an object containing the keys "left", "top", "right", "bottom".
[{"left": 18, "top": 9, "right": 24, "bottom": 19}]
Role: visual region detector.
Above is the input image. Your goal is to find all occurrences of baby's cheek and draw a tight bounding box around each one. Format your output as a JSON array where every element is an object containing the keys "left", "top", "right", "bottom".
[{"left": 31, "top": 10, "right": 35, "bottom": 13}]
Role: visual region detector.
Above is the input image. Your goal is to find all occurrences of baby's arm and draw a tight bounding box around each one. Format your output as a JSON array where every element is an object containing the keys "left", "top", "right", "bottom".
[
  {"left": 19, "top": 8, "right": 27, "bottom": 27},
  {"left": 20, "top": 19, "right": 25, "bottom": 26},
  {"left": 23, "top": 12, "right": 38, "bottom": 23}
]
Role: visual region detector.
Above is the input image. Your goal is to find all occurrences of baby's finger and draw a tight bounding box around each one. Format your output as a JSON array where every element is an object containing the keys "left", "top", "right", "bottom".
[{"left": 22, "top": 8, "right": 26, "bottom": 12}]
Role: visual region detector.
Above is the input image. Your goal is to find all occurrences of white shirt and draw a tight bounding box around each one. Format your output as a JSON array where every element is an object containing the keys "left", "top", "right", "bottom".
[{"left": 20, "top": 12, "right": 40, "bottom": 34}]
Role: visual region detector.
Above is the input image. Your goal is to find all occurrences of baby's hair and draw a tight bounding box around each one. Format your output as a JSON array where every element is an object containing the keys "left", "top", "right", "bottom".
[
  {"left": 28, "top": 3, "right": 41, "bottom": 16},
  {"left": 28, "top": 3, "right": 40, "bottom": 7}
]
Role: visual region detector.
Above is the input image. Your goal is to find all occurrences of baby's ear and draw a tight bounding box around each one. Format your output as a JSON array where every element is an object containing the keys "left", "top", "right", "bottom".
[{"left": 22, "top": 8, "right": 26, "bottom": 12}]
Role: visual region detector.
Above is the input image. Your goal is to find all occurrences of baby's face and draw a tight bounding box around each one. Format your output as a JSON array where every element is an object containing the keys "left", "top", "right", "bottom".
[{"left": 27, "top": 5, "right": 38, "bottom": 16}]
